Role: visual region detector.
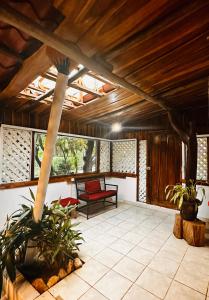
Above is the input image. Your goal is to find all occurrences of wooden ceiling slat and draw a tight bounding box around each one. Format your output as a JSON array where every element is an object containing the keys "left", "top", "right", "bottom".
[
  {"left": 0, "top": 0, "right": 208, "bottom": 126},
  {"left": 105, "top": 1, "right": 209, "bottom": 77}
]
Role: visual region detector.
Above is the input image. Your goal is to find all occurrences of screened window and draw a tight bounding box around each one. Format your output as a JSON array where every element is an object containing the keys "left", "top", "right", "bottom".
[
  {"left": 197, "top": 137, "right": 208, "bottom": 181},
  {"left": 34, "top": 133, "right": 97, "bottom": 177}
]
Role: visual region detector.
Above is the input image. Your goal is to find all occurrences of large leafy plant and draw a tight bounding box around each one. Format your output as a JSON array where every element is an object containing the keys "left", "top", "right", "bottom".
[
  {"left": 0, "top": 190, "right": 83, "bottom": 295},
  {"left": 165, "top": 180, "right": 205, "bottom": 209}
]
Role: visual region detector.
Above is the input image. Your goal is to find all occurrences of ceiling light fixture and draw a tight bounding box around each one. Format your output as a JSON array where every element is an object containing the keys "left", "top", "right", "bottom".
[{"left": 112, "top": 122, "right": 122, "bottom": 132}]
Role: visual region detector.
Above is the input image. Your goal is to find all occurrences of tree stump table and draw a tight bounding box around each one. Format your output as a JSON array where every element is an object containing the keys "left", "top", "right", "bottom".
[{"left": 173, "top": 214, "right": 206, "bottom": 247}]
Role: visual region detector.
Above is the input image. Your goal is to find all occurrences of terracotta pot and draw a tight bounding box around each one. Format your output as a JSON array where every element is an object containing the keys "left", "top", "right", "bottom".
[{"left": 180, "top": 200, "right": 198, "bottom": 221}]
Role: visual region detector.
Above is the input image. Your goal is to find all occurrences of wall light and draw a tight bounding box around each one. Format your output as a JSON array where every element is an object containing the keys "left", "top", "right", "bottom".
[{"left": 112, "top": 122, "right": 122, "bottom": 132}]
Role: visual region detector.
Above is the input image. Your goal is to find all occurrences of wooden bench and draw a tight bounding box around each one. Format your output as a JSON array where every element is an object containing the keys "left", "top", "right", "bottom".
[{"left": 75, "top": 176, "right": 118, "bottom": 219}]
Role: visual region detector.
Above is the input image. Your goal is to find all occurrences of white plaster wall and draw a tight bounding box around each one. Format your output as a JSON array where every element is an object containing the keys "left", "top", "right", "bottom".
[
  {"left": 197, "top": 185, "right": 209, "bottom": 219},
  {"left": 1, "top": 179, "right": 208, "bottom": 229},
  {"left": 0, "top": 177, "right": 136, "bottom": 229},
  {"left": 105, "top": 177, "right": 137, "bottom": 202},
  {"left": 0, "top": 181, "right": 73, "bottom": 229}
]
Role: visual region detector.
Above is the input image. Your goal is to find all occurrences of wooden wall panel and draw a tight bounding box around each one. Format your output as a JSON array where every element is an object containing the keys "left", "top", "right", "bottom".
[
  {"left": 149, "top": 134, "right": 181, "bottom": 207},
  {"left": 0, "top": 108, "right": 111, "bottom": 139}
]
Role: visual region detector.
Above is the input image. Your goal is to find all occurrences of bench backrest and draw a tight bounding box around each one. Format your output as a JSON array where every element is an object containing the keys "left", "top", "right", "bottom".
[{"left": 75, "top": 176, "right": 106, "bottom": 197}]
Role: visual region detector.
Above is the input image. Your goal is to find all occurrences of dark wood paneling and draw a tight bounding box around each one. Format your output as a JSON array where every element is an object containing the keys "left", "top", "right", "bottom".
[{"left": 150, "top": 134, "right": 181, "bottom": 207}]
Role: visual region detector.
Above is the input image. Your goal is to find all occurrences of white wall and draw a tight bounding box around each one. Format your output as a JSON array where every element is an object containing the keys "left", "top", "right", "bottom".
[
  {"left": 106, "top": 177, "right": 137, "bottom": 202},
  {"left": 1, "top": 178, "right": 208, "bottom": 229},
  {"left": 197, "top": 185, "right": 209, "bottom": 219},
  {"left": 0, "top": 182, "right": 72, "bottom": 229},
  {"left": 0, "top": 177, "right": 137, "bottom": 229}
]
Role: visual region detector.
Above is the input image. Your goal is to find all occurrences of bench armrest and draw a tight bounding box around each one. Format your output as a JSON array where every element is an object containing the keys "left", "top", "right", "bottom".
[
  {"left": 105, "top": 183, "right": 118, "bottom": 191},
  {"left": 77, "top": 188, "right": 86, "bottom": 194}
]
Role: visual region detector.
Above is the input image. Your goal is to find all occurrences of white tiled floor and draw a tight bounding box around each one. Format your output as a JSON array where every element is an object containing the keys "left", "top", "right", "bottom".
[{"left": 42, "top": 202, "right": 209, "bottom": 300}]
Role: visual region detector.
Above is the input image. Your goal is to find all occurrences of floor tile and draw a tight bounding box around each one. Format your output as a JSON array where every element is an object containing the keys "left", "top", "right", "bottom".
[
  {"left": 139, "top": 237, "right": 164, "bottom": 253},
  {"left": 49, "top": 273, "right": 90, "bottom": 300},
  {"left": 175, "top": 263, "right": 209, "bottom": 294},
  {"left": 131, "top": 225, "right": 153, "bottom": 236},
  {"left": 121, "top": 231, "right": 145, "bottom": 245},
  {"left": 122, "top": 284, "right": 160, "bottom": 300},
  {"left": 165, "top": 281, "right": 205, "bottom": 300},
  {"left": 94, "top": 270, "right": 132, "bottom": 300},
  {"left": 79, "top": 287, "right": 108, "bottom": 300},
  {"left": 94, "top": 232, "right": 118, "bottom": 246},
  {"left": 113, "top": 256, "right": 145, "bottom": 282},
  {"left": 183, "top": 251, "right": 209, "bottom": 276},
  {"left": 79, "top": 240, "right": 105, "bottom": 257},
  {"left": 106, "top": 216, "right": 123, "bottom": 225},
  {"left": 127, "top": 245, "right": 154, "bottom": 265},
  {"left": 158, "top": 244, "right": 186, "bottom": 263},
  {"left": 84, "top": 228, "right": 104, "bottom": 240},
  {"left": 35, "top": 292, "right": 55, "bottom": 300},
  {"left": 75, "top": 259, "right": 109, "bottom": 285},
  {"left": 118, "top": 220, "right": 136, "bottom": 230},
  {"left": 110, "top": 226, "right": 129, "bottom": 238},
  {"left": 136, "top": 267, "right": 172, "bottom": 299},
  {"left": 110, "top": 238, "right": 135, "bottom": 255},
  {"left": 148, "top": 255, "right": 179, "bottom": 278},
  {"left": 94, "top": 247, "right": 124, "bottom": 268}
]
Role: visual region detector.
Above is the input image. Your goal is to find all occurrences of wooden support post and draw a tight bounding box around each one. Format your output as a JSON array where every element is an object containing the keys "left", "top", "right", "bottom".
[
  {"left": 185, "top": 129, "right": 197, "bottom": 182},
  {"left": 33, "top": 56, "right": 69, "bottom": 223},
  {"left": 168, "top": 110, "right": 197, "bottom": 182}
]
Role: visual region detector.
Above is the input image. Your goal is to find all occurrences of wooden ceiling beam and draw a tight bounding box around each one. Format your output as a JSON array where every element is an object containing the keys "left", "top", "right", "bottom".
[
  {"left": 69, "top": 83, "right": 103, "bottom": 97},
  {"left": 0, "top": 3, "right": 170, "bottom": 112},
  {"left": 0, "top": 44, "right": 23, "bottom": 63}
]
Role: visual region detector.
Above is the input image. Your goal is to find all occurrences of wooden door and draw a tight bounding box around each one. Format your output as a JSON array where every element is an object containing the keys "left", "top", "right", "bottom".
[{"left": 148, "top": 134, "right": 182, "bottom": 208}]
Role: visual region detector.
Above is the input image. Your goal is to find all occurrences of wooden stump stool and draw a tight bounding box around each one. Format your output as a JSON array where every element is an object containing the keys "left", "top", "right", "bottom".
[{"left": 173, "top": 214, "right": 206, "bottom": 247}]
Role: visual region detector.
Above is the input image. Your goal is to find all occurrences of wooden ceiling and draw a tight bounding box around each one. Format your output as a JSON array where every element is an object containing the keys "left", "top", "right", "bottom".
[{"left": 0, "top": 0, "right": 209, "bottom": 127}]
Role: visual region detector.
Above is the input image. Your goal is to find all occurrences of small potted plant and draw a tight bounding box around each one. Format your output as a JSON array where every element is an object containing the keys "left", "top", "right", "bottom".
[{"left": 165, "top": 180, "right": 205, "bottom": 221}]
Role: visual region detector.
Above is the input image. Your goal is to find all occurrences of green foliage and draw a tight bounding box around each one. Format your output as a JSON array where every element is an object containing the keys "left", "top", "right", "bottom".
[
  {"left": 165, "top": 180, "right": 205, "bottom": 210},
  {"left": 0, "top": 190, "right": 83, "bottom": 296},
  {"left": 34, "top": 133, "right": 96, "bottom": 177}
]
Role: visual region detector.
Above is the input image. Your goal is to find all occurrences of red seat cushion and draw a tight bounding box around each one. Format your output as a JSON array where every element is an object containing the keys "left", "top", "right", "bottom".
[
  {"left": 59, "top": 197, "right": 80, "bottom": 207},
  {"left": 79, "top": 190, "right": 117, "bottom": 201},
  {"left": 85, "top": 180, "right": 101, "bottom": 194}
]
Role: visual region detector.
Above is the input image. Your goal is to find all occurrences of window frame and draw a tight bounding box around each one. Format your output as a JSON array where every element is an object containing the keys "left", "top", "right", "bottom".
[{"left": 32, "top": 132, "right": 99, "bottom": 180}]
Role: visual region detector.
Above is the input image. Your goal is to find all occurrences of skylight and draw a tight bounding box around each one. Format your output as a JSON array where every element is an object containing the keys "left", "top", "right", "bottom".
[{"left": 19, "top": 64, "right": 116, "bottom": 110}]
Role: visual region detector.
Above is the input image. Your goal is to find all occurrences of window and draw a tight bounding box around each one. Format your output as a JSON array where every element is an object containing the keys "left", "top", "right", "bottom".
[
  {"left": 34, "top": 133, "right": 97, "bottom": 178},
  {"left": 197, "top": 137, "right": 208, "bottom": 182}
]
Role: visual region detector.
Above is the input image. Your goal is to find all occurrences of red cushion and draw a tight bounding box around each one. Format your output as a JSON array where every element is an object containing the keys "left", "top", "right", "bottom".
[
  {"left": 85, "top": 180, "right": 101, "bottom": 194},
  {"left": 79, "top": 190, "right": 117, "bottom": 201},
  {"left": 59, "top": 197, "right": 80, "bottom": 207}
]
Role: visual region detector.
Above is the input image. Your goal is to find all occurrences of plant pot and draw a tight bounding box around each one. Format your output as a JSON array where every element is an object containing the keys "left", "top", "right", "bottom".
[{"left": 180, "top": 200, "right": 198, "bottom": 221}]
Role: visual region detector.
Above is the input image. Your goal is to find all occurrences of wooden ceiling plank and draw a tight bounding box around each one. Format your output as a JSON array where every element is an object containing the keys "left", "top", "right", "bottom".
[
  {"left": 0, "top": 3, "right": 170, "bottom": 112},
  {"left": 105, "top": 1, "right": 209, "bottom": 76}
]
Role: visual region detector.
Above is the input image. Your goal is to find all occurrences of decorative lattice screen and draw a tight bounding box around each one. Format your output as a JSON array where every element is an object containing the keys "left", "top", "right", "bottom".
[
  {"left": 197, "top": 137, "right": 208, "bottom": 181},
  {"left": 100, "top": 140, "right": 110, "bottom": 172},
  {"left": 138, "top": 140, "right": 147, "bottom": 202},
  {"left": 112, "top": 140, "right": 136, "bottom": 173},
  {"left": 1, "top": 126, "right": 32, "bottom": 183}
]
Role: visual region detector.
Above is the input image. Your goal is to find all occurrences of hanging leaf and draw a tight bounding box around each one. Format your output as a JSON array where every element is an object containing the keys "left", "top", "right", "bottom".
[
  {"left": 0, "top": 268, "right": 3, "bottom": 297},
  {"left": 29, "top": 188, "right": 35, "bottom": 201},
  {"left": 5, "top": 253, "right": 16, "bottom": 282}
]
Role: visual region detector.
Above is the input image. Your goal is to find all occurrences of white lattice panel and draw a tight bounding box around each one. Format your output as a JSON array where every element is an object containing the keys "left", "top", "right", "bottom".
[
  {"left": 197, "top": 137, "right": 207, "bottom": 181},
  {"left": 112, "top": 140, "right": 136, "bottom": 173},
  {"left": 138, "top": 140, "right": 147, "bottom": 202},
  {"left": 1, "top": 126, "right": 32, "bottom": 183},
  {"left": 100, "top": 140, "right": 110, "bottom": 172}
]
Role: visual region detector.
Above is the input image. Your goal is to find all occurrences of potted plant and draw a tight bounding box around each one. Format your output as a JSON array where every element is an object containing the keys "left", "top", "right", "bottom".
[
  {"left": 165, "top": 180, "right": 205, "bottom": 221},
  {"left": 0, "top": 190, "right": 83, "bottom": 296}
]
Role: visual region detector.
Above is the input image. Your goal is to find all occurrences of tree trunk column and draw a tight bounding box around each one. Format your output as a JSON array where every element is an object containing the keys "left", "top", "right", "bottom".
[{"left": 33, "top": 65, "right": 69, "bottom": 223}]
